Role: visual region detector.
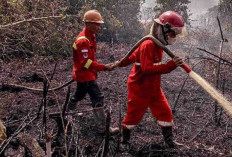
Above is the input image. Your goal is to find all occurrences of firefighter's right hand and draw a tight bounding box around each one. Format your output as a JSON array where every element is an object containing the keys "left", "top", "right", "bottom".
[
  {"left": 105, "top": 63, "right": 115, "bottom": 71},
  {"left": 172, "top": 56, "right": 183, "bottom": 66}
]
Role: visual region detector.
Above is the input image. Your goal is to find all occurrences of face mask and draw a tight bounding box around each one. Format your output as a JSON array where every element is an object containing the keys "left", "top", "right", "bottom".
[
  {"left": 164, "top": 26, "right": 187, "bottom": 45},
  {"left": 152, "top": 24, "right": 187, "bottom": 45},
  {"left": 166, "top": 36, "right": 177, "bottom": 45}
]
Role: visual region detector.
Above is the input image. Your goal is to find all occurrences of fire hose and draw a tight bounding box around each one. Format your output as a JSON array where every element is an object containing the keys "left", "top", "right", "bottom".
[
  {"left": 4, "top": 35, "right": 192, "bottom": 92},
  {"left": 3, "top": 35, "right": 232, "bottom": 117},
  {"left": 4, "top": 35, "right": 191, "bottom": 92}
]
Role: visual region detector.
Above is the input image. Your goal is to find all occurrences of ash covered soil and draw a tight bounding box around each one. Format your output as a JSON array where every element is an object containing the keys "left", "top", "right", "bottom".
[{"left": 1, "top": 43, "right": 232, "bottom": 157}]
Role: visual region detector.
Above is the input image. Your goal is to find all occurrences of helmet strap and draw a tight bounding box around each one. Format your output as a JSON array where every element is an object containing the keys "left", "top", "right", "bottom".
[{"left": 161, "top": 25, "right": 169, "bottom": 45}]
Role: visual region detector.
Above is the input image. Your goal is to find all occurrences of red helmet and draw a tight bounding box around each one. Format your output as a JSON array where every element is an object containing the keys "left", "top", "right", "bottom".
[
  {"left": 154, "top": 11, "right": 184, "bottom": 28},
  {"left": 154, "top": 11, "right": 186, "bottom": 45}
]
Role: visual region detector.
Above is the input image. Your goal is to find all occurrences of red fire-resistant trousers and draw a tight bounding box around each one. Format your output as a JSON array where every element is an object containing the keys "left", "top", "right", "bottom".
[{"left": 122, "top": 88, "right": 173, "bottom": 128}]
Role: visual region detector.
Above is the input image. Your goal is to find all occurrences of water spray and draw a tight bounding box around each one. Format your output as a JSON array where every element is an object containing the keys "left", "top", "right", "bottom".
[{"left": 119, "top": 35, "right": 232, "bottom": 117}]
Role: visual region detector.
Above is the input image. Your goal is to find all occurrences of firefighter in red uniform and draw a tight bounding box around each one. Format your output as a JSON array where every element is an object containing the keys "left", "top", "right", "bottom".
[
  {"left": 69, "top": 10, "right": 119, "bottom": 134},
  {"left": 115, "top": 11, "right": 186, "bottom": 148}
]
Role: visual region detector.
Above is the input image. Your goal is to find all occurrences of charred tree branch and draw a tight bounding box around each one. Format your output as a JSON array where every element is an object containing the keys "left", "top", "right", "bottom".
[
  {"left": 3, "top": 79, "right": 74, "bottom": 92},
  {"left": 196, "top": 48, "right": 232, "bottom": 66},
  {"left": 0, "top": 15, "right": 73, "bottom": 29},
  {"left": 101, "top": 111, "right": 111, "bottom": 157}
]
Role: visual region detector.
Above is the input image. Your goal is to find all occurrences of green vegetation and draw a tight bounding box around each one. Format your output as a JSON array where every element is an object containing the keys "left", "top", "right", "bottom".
[{"left": 0, "top": 0, "right": 144, "bottom": 60}]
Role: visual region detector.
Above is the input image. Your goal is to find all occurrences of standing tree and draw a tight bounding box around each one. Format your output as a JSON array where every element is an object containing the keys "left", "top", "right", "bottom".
[
  {"left": 218, "top": 0, "right": 232, "bottom": 29},
  {"left": 77, "top": 0, "right": 145, "bottom": 43},
  {"left": 155, "top": 0, "right": 191, "bottom": 25}
]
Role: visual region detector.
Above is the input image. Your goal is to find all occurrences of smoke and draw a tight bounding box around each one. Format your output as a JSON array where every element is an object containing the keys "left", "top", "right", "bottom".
[
  {"left": 188, "top": 0, "right": 219, "bottom": 20},
  {"left": 140, "top": 0, "right": 220, "bottom": 25},
  {"left": 189, "top": 71, "right": 232, "bottom": 117}
]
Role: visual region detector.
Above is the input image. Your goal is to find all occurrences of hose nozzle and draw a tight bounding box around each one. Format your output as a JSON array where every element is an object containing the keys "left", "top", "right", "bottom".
[{"left": 181, "top": 63, "right": 192, "bottom": 73}]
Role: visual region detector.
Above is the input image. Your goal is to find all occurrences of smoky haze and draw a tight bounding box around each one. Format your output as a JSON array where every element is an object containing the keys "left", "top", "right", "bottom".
[
  {"left": 140, "top": 0, "right": 220, "bottom": 24},
  {"left": 189, "top": 0, "right": 219, "bottom": 20}
]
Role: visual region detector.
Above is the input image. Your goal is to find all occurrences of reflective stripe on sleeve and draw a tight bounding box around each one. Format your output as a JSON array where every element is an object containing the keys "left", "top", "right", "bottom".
[
  {"left": 73, "top": 36, "right": 90, "bottom": 50},
  {"left": 81, "top": 49, "right": 88, "bottom": 53},
  {"left": 73, "top": 43, "right": 77, "bottom": 50},
  {"left": 135, "top": 62, "right": 162, "bottom": 66},
  {"left": 157, "top": 120, "right": 174, "bottom": 127},
  {"left": 76, "top": 36, "right": 90, "bottom": 43},
  {"left": 84, "top": 59, "right": 93, "bottom": 69},
  {"left": 153, "top": 62, "right": 162, "bottom": 65}
]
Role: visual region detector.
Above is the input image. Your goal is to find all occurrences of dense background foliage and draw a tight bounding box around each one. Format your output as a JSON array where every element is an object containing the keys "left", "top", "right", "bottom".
[{"left": 0, "top": 0, "right": 145, "bottom": 60}]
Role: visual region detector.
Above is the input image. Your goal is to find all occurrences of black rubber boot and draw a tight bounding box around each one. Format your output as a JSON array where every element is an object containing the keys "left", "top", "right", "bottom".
[
  {"left": 161, "top": 127, "right": 183, "bottom": 148},
  {"left": 121, "top": 129, "right": 131, "bottom": 144}
]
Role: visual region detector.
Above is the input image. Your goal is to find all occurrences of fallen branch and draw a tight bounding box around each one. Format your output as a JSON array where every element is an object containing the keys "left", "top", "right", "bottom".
[
  {"left": 0, "top": 15, "right": 68, "bottom": 29},
  {"left": 49, "top": 106, "right": 105, "bottom": 117},
  {"left": 3, "top": 79, "right": 74, "bottom": 92}
]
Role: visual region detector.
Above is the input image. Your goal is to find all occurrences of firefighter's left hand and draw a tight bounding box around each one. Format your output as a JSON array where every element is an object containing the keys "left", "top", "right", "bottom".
[
  {"left": 105, "top": 63, "right": 115, "bottom": 71},
  {"left": 112, "top": 60, "right": 121, "bottom": 67}
]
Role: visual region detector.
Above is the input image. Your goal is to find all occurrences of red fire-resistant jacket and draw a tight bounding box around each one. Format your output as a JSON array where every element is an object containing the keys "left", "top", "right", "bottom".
[
  {"left": 120, "top": 39, "right": 177, "bottom": 98},
  {"left": 72, "top": 27, "right": 106, "bottom": 82}
]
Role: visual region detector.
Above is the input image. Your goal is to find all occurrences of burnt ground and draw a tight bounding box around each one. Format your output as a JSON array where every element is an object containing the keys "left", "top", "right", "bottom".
[{"left": 0, "top": 43, "right": 232, "bottom": 157}]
